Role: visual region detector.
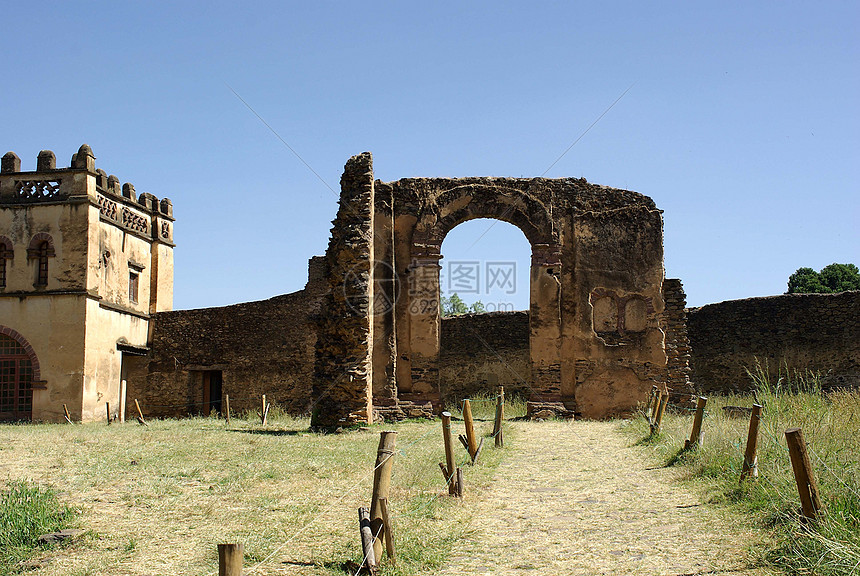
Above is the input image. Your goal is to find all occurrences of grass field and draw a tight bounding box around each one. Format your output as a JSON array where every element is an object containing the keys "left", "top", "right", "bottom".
[
  {"left": 623, "top": 369, "right": 860, "bottom": 576},
  {"left": 0, "top": 398, "right": 518, "bottom": 576}
]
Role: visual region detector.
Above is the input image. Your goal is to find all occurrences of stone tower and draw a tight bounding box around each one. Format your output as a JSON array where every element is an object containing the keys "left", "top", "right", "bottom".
[{"left": 0, "top": 145, "right": 174, "bottom": 422}]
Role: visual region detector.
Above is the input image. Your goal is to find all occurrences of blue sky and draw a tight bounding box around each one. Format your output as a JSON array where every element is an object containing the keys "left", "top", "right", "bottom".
[{"left": 1, "top": 2, "right": 857, "bottom": 310}]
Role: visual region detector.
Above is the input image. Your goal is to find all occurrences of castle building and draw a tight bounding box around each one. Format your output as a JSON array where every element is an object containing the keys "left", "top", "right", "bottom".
[{"left": 0, "top": 145, "right": 174, "bottom": 422}]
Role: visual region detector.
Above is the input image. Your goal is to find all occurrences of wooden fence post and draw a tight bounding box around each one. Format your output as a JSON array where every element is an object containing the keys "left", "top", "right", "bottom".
[
  {"left": 106, "top": 402, "right": 111, "bottom": 425},
  {"left": 645, "top": 384, "right": 658, "bottom": 419},
  {"left": 370, "top": 431, "right": 397, "bottom": 561},
  {"left": 493, "top": 386, "right": 505, "bottom": 448},
  {"left": 62, "top": 404, "right": 73, "bottom": 424},
  {"left": 650, "top": 392, "right": 668, "bottom": 435},
  {"left": 260, "top": 394, "right": 267, "bottom": 425},
  {"left": 785, "top": 427, "right": 823, "bottom": 520},
  {"left": 462, "top": 399, "right": 478, "bottom": 459},
  {"left": 134, "top": 399, "right": 148, "bottom": 426},
  {"left": 740, "top": 404, "right": 762, "bottom": 482},
  {"left": 218, "top": 543, "right": 243, "bottom": 576},
  {"left": 224, "top": 394, "right": 230, "bottom": 425},
  {"left": 358, "top": 507, "right": 378, "bottom": 573},
  {"left": 648, "top": 385, "right": 660, "bottom": 424},
  {"left": 684, "top": 396, "right": 708, "bottom": 450},
  {"left": 440, "top": 412, "right": 459, "bottom": 496},
  {"left": 378, "top": 497, "right": 396, "bottom": 565}
]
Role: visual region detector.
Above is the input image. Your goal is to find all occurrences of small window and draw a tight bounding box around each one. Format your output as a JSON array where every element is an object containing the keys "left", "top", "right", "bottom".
[
  {"left": 36, "top": 242, "right": 50, "bottom": 287},
  {"left": 0, "top": 244, "right": 8, "bottom": 288},
  {"left": 129, "top": 271, "right": 139, "bottom": 303}
]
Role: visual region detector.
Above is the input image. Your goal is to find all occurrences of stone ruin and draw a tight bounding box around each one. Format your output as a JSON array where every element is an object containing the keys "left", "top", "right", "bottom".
[{"left": 311, "top": 152, "right": 679, "bottom": 427}]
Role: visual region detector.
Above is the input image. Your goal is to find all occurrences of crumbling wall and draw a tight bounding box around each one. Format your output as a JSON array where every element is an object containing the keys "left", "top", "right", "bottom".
[
  {"left": 662, "top": 278, "right": 693, "bottom": 396},
  {"left": 311, "top": 153, "right": 376, "bottom": 427},
  {"left": 439, "top": 311, "right": 530, "bottom": 402},
  {"left": 688, "top": 291, "right": 860, "bottom": 393}
]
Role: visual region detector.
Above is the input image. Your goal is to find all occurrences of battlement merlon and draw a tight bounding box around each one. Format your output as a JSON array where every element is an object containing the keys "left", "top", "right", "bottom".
[{"left": 0, "top": 145, "right": 175, "bottom": 246}]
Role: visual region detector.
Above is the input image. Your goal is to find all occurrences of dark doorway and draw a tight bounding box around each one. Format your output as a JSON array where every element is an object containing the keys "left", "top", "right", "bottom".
[
  {"left": 0, "top": 334, "right": 33, "bottom": 421},
  {"left": 202, "top": 370, "right": 223, "bottom": 416}
]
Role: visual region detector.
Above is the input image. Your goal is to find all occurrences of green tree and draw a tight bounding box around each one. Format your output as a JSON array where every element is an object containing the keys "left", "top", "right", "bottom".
[
  {"left": 440, "top": 293, "right": 487, "bottom": 316},
  {"left": 441, "top": 293, "right": 469, "bottom": 316},
  {"left": 819, "top": 263, "right": 860, "bottom": 292},
  {"left": 787, "top": 263, "right": 860, "bottom": 294}
]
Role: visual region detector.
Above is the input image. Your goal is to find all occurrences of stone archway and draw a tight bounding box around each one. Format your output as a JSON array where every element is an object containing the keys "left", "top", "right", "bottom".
[
  {"left": 393, "top": 183, "right": 563, "bottom": 405},
  {"left": 312, "top": 153, "right": 668, "bottom": 427}
]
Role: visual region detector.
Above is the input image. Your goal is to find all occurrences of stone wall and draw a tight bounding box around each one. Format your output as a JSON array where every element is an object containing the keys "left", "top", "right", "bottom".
[
  {"left": 311, "top": 153, "right": 376, "bottom": 427},
  {"left": 687, "top": 291, "right": 860, "bottom": 393},
  {"left": 439, "top": 311, "right": 530, "bottom": 402},
  {"left": 661, "top": 279, "right": 693, "bottom": 397},
  {"left": 130, "top": 258, "right": 327, "bottom": 417}
]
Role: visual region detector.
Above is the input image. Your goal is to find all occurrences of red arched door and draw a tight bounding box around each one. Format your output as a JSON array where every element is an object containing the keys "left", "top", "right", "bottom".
[{"left": 0, "top": 334, "right": 33, "bottom": 421}]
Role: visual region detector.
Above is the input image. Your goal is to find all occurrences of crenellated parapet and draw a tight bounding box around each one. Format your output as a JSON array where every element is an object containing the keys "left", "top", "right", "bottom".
[{"left": 0, "top": 145, "right": 174, "bottom": 245}]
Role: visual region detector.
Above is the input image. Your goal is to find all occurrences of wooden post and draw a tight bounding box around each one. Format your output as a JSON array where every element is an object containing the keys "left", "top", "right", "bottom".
[
  {"left": 370, "top": 431, "right": 397, "bottom": 561},
  {"left": 262, "top": 402, "right": 271, "bottom": 426},
  {"left": 260, "top": 394, "right": 267, "bottom": 425},
  {"left": 441, "top": 412, "right": 457, "bottom": 495},
  {"left": 224, "top": 394, "right": 230, "bottom": 425},
  {"left": 134, "top": 399, "right": 147, "bottom": 426},
  {"left": 684, "top": 396, "right": 708, "bottom": 450},
  {"left": 119, "top": 379, "right": 127, "bottom": 423},
  {"left": 358, "top": 507, "right": 378, "bottom": 573},
  {"left": 217, "top": 543, "right": 243, "bottom": 576},
  {"left": 648, "top": 386, "right": 660, "bottom": 424},
  {"left": 785, "top": 427, "right": 823, "bottom": 520},
  {"left": 740, "top": 404, "right": 762, "bottom": 482},
  {"left": 106, "top": 402, "right": 111, "bottom": 425},
  {"left": 62, "top": 404, "right": 72, "bottom": 424},
  {"left": 455, "top": 467, "right": 464, "bottom": 498},
  {"left": 645, "top": 384, "right": 658, "bottom": 420},
  {"left": 378, "top": 497, "right": 395, "bottom": 564},
  {"left": 462, "top": 399, "right": 479, "bottom": 463},
  {"left": 493, "top": 386, "right": 505, "bottom": 448},
  {"left": 650, "top": 392, "right": 668, "bottom": 435}
]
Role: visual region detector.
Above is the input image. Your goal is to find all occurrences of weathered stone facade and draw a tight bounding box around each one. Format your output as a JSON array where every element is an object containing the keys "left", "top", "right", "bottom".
[
  {"left": 0, "top": 145, "right": 174, "bottom": 422},
  {"left": 312, "top": 152, "right": 668, "bottom": 425},
  {"left": 687, "top": 291, "right": 860, "bottom": 393}
]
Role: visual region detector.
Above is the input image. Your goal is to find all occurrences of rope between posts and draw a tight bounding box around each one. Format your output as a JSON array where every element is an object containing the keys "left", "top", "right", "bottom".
[
  {"left": 809, "top": 448, "right": 860, "bottom": 501},
  {"left": 234, "top": 424, "right": 440, "bottom": 575},
  {"left": 353, "top": 525, "right": 384, "bottom": 576}
]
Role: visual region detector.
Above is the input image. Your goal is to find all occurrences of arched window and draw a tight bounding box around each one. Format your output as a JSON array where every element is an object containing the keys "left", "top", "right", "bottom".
[
  {"left": 36, "top": 242, "right": 50, "bottom": 286},
  {"left": 27, "top": 233, "right": 55, "bottom": 288},
  {"left": 0, "top": 237, "right": 11, "bottom": 288},
  {"left": 0, "top": 331, "right": 35, "bottom": 421}
]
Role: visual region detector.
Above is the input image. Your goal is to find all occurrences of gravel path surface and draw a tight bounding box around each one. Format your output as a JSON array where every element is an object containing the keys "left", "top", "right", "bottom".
[{"left": 438, "top": 420, "right": 778, "bottom": 575}]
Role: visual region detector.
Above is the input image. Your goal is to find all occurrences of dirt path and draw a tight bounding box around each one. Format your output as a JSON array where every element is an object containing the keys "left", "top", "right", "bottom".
[{"left": 438, "top": 420, "right": 778, "bottom": 575}]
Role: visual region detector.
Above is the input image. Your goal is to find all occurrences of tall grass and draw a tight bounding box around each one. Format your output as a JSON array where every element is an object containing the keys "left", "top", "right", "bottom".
[
  {"left": 0, "top": 480, "right": 75, "bottom": 573},
  {"left": 625, "top": 362, "right": 860, "bottom": 576}
]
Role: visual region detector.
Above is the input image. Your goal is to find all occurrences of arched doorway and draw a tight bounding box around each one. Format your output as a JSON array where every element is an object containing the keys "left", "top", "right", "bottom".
[
  {"left": 396, "top": 182, "right": 563, "bottom": 403},
  {"left": 0, "top": 331, "right": 36, "bottom": 421},
  {"left": 437, "top": 218, "right": 532, "bottom": 400}
]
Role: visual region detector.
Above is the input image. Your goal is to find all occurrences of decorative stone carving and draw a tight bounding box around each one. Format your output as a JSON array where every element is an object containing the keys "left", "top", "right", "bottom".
[{"left": 15, "top": 180, "right": 62, "bottom": 201}]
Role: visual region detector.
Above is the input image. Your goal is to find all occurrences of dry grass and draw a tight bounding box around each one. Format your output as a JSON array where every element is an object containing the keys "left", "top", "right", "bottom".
[
  {"left": 0, "top": 402, "right": 514, "bottom": 576},
  {"left": 623, "top": 373, "right": 860, "bottom": 576}
]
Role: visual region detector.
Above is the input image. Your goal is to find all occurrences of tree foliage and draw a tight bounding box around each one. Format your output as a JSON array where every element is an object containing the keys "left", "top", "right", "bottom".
[
  {"left": 440, "top": 293, "right": 485, "bottom": 316},
  {"left": 787, "top": 263, "right": 860, "bottom": 294}
]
